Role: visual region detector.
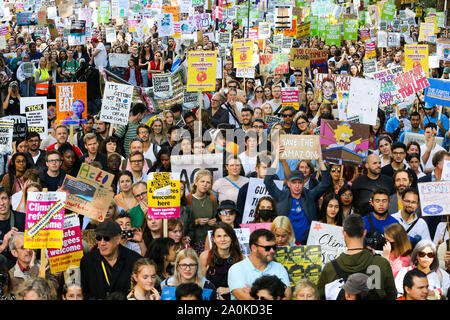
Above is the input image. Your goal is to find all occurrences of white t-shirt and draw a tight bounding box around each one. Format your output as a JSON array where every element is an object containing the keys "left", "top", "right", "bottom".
[
  {"left": 228, "top": 101, "right": 244, "bottom": 129},
  {"left": 420, "top": 143, "right": 445, "bottom": 171},
  {"left": 94, "top": 43, "right": 108, "bottom": 69},
  {"left": 238, "top": 152, "right": 257, "bottom": 176},
  {"left": 391, "top": 211, "right": 431, "bottom": 242}
]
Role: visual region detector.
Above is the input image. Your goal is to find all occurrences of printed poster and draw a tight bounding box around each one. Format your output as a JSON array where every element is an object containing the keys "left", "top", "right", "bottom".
[
  {"left": 0, "top": 120, "right": 14, "bottom": 155},
  {"left": 187, "top": 51, "right": 217, "bottom": 92},
  {"left": 55, "top": 82, "right": 87, "bottom": 126},
  {"left": 418, "top": 181, "right": 450, "bottom": 216},
  {"left": 147, "top": 172, "right": 181, "bottom": 219},
  {"left": 20, "top": 97, "right": 48, "bottom": 140},
  {"left": 47, "top": 213, "right": 84, "bottom": 274},
  {"left": 405, "top": 45, "right": 429, "bottom": 77},
  {"left": 232, "top": 39, "right": 253, "bottom": 68},
  {"left": 24, "top": 192, "right": 66, "bottom": 249},
  {"left": 424, "top": 78, "right": 450, "bottom": 107}
]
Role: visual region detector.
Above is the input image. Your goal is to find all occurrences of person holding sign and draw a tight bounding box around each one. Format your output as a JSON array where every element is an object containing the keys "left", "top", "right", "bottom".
[{"left": 264, "top": 143, "right": 331, "bottom": 244}]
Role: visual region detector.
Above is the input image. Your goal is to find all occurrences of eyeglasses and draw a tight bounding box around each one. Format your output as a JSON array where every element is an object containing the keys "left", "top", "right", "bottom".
[
  {"left": 252, "top": 125, "right": 264, "bottom": 129},
  {"left": 254, "top": 243, "right": 277, "bottom": 252},
  {"left": 228, "top": 86, "right": 237, "bottom": 89},
  {"left": 418, "top": 251, "right": 434, "bottom": 258},
  {"left": 47, "top": 159, "right": 61, "bottom": 163},
  {"left": 331, "top": 168, "right": 341, "bottom": 173},
  {"left": 282, "top": 114, "right": 293, "bottom": 118},
  {"left": 96, "top": 235, "right": 111, "bottom": 242},
  {"left": 134, "top": 191, "right": 147, "bottom": 199},
  {"left": 392, "top": 152, "right": 405, "bottom": 156},
  {"left": 255, "top": 90, "right": 263, "bottom": 93},
  {"left": 130, "top": 159, "right": 143, "bottom": 163},
  {"left": 297, "top": 121, "right": 307, "bottom": 126},
  {"left": 15, "top": 159, "right": 26, "bottom": 164},
  {"left": 403, "top": 199, "right": 418, "bottom": 205},
  {"left": 219, "top": 210, "right": 235, "bottom": 216},
  {"left": 341, "top": 193, "right": 353, "bottom": 197},
  {"left": 178, "top": 263, "right": 198, "bottom": 270}
]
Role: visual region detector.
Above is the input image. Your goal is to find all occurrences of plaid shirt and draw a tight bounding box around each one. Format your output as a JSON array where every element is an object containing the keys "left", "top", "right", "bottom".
[{"left": 124, "top": 66, "right": 142, "bottom": 86}]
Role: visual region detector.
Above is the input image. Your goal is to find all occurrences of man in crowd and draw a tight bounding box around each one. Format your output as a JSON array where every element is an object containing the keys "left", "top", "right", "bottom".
[
  {"left": 128, "top": 151, "right": 148, "bottom": 184},
  {"left": 352, "top": 154, "right": 395, "bottom": 215},
  {"left": 421, "top": 122, "right": 446, "bottom": 173},
  {"left": 398, "top": 111, "right": 423, "bottom": 143},
  {"left": 25, "top": 132, "right": 46, "bottom": 171},
  {"left": 115, "top": 103, "right": 148, "bottom": 157},
  {"left": 397, "top": 269, "right": 429, "bottom": 300},
  {"left": 208, "top": 93, "right": 229, "bottom": 129},
  {"left": 228, "top": 229, "right": 291, "bottom": 300},
  {"left": 80, "top": 220, "right": 141, "bottom": 300},
  {"left": 381, "top": 142, "right": 417, "bottom": 188},
  {"left": 317, "top": 214, "right": 397, "bottom": 300},
  {"left": 129, "top": 182, "right": 148, "bottom": 229},
  {"left": 387, "top": 169, "right": 413, "bottom": 215},
  {"left": 46, "top": 125, "right": 83, "bottom": 157},
  {"left": 363, "top": 188, "right": 399, "bottom": 238},
  {"left": 422, "top": 103, "right": 449, "bottom": 139},
  {"left": 80, "top": 132, "right": 107, "bottom": 170},
  {"left": 73, "top": 115, "right": 95, "bottom": 155},
  {"left": 39, "top": 150, "right": 66, "bottom": 191},
  {"left": 94, "top": 117, "right": 110, "bottom": 146}
]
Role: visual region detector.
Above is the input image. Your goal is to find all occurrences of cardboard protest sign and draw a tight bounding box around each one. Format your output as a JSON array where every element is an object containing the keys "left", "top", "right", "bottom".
[
  {"left": 171, "top": 154, "right": 223, "bottom": 191},
  {"left": 290, "top": 48, "right": 311, "bottom": 69},
  {"left": 158, "top": 13, "right": 175, "bottom": 37},
  {"left": 371, "top": 66, "right": 403, "bottom": 108},
  {"left": 424, "top": 78, "right": 450, "bottom": 107},
  {"left": 309, "top": 50, "right": 328, "bottom": 74},
  {"left": 236, "top": 67, "right": 255, "bottom": 78},
  {"left": 403, "top": 132, "right": 443, "bottom": 147},
  {"left": 100, "top": 82, "right": 133, "bottom": 126},
  {"left": 274, "top": 245, "right": 322, "bottom": 287},
  {"left": 363, "top": 59, "right": 378, "bottom": 77},
  {"left": 320, "top": 120, "right": 370, "bottom": 167},
  {"left": 232, "top": 39, "right": 253, "bottom": 68},
  {"left": 279, "top": 134, "right": 319, "bottom": 160},
  {"left": 347, "top": 77, "right": 381, "bottom": 126},
  {"left": 241, "top": 178, "right": 284, "bottom": 224},
  {"left": 259, "top": 53, "right": 289, "bottom": 76},
  {"left": 307, "top": 221, "right": 347, "bottom": 266},
  {"left": 20, "top": 97, "right": 48, "bottom": 139},
  {"left": 109, "top": 53, "right": 131, "bottom": 68},
  {"left": 381, "top": 2, "right": 396, "bottom": 21},
  {"left": 405, "top": 45, "right": 429, "bottom": 77},
  {"left": 418, "top": 181, "right": 450, "bottom": 216},
  {"left": 0, "top": 120, "right": 14, "bottom": 155},
  {"left": 418, "top": 23, "right": 436, "bottom": 42},
  {"left": 187, "top": 51, "right": 217, "bottom": 92},
  {"left": 281, "top": 87, "right": 300, "bottom": 110},
  {"left": 61, "top": 164, "right": 115, "bottom": 222},
  {"left": 2, "top": 116, "right": 27, "bottom": 142},
  {"left": 343, "top": 19, "right": 358, "bottom": 41},
  {"left": 55, "top": 82, "right": 87, "bottom": 126},
  {"left": 24, "top": 192, "right": 66, "bottom": 249},
  {"left": 183, "top": 90, "right": 200, "bottom": 109},
  {"left": 47, "top": 213, "right": 83, "bottom": 274},
  {"left": 147, "top": 172, "right": 180, "bottom": 219},
  {"left": 325, "top": 24, "right": 341, "bottom": 47},
  {"left": 152, "top": 73, "right": 173, "bottom": 100}
]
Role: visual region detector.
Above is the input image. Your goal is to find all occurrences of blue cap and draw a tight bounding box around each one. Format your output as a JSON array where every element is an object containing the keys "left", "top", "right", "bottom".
[{"left": 424, "top": 102, "right": 435, "bottom": 109}]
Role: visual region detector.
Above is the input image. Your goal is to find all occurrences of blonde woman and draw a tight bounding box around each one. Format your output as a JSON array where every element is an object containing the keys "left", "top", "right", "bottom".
[
  {"left": 270, "top": 216, "right": 296, "bottom": 247},
  {"left": 248, "top": 86, "right": 266, "bottom": 109},
  {"left": 160, "top": 248, "right": 218, "bottom": 300},
  {"left": 261, "top": 102, "right": 274, "bottom": 122},
  {"left": 128, "top": 258, "right": 161, "bottom": 300},
  {"left": 187, "top": 170, "right": 218, "bottom": 254},
  {"left": 34, "top": 57, "right": 52, "bottom": 97},
  {"left": 149, "top": 117, "right": 168, "bottom": 146},
  {"left": 293, "top": 279, "right": 319, "bottom": 300}
]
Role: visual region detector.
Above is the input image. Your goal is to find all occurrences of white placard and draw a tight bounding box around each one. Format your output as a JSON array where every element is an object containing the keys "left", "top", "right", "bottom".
[
  {"left": 306, "top": 221, "right": 347, "bottom": 266},
  {"left": 100, "top": 82, "right": 134, "bottom": 126},
  {"left": 109, "top": 53, "right": 131, "bottom": 68},
  {"left": 20, "top": 97, "right": 48, "bottom": 140},
  {"left": 347, "top": 77, "right": 380, "bottom": 126},
  {"left": 418, "top": 181, "right": 450, "bottom": 216}
]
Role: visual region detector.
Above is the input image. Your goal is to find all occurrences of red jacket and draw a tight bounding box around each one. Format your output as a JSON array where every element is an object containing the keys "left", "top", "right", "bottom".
[{"left": 124, "top": 66, "right": 143, "bottom": 86}]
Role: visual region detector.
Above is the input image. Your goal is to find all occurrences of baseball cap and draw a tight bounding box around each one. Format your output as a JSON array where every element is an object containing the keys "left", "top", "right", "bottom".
[
  {"left": 424, "top": 102, "right": 435, "bottom": 109},
  {"left": 95, "top": 220, "right": 122, "bottom": 238},
  {"left": 217, "top": 200, "right": 240, "bottom": 215},
  {"left": 342, "top": 273, "right": 370, "bottom": 295},
  {"left": 91, "top": 37, "right": 99, "bottom": 43},
  {"left": 288, "top": 170, "right": 305, "bottom": 182},
  {"left": 443, "top": 67, "right": 450, "bottom": 74}
]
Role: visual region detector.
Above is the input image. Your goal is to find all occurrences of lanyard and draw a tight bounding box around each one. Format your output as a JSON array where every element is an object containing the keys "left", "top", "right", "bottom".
[
  {"left": 101, "top": 261, "right": 110, "bottom": 287},
  {"left": 225, "top": 177, "right": 241, "bottom": 190}
]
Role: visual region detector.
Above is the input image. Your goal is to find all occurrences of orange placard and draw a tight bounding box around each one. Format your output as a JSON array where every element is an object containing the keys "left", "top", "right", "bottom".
[
  {"left": 163, "top": 6, "right": 179, "bottom": 21},
  {"left": 284, "top": 19, "right": 297, "bottom": 37},
  {"left": 56, "top": 82, "right": 88, "bottom": 126}
]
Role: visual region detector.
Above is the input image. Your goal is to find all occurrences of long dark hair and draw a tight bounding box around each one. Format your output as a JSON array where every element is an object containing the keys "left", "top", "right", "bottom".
[
  {"left": 207, "top": 222, "right": 243, "bottom": 269},
  {"left": 318, "top": 193, "right": 343, "bottom": 226},
  {"left": 100, "top": 135, "right": 125, "bottom": 157},
  {"left": 8, "top": 152, "right": 32, "bottom": 176},
  {"left": 151, "top": 147, "right": 171, "bottom": 172},
  {"left": 253, "top": 196, "right": 279, "bottom": 223},
  {"left": 144, "top": 237, "right": 175, "bottom": 276}
]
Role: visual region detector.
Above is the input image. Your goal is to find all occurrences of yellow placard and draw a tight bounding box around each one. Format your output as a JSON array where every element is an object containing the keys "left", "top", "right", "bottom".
[
  {"left": 147, "top": 172, "right": 181, "bottom": 219},
  {"left": 424, "top": 16, "right": 438, "bottom": 33},
  {"left": 405, "top": 45, "right": 429, "bottom": 77},
  {"left": 296, "top": 21, "right": 311, "bottom": 39},
  {"left": 187, "top": 51, "right": 217, "bottom": 92},
  {"left": 233, "top": 38, "right": 254, "bottom": 68},
  {"left": 418, "top": 23, "right": 436, "bottom": 42}
]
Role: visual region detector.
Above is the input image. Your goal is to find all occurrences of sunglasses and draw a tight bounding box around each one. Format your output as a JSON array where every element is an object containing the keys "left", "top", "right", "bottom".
[
  {"left": 331, "top": 168, "right": 341, "bottom": 172},
  {"left": 254, "top": 243, "right": 277, "bottom": 252},
  {"left": 255, "top": 90, "right": 263, "bottom": 93},
  {"left": 219, "top": 210, "right": 235, "bottom": 216},
  {"left": 282, "top": 114, "right": 293, "bottom": 118},
  {"left": 96, "top": 235, "right": 111, "bottom": 242},
  {"left": 418, "top": 252, "right": 434, "bottom": 258}
]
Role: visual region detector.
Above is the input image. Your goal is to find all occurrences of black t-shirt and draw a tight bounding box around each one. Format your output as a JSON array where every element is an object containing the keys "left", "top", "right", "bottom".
[
  {"left": 4, "top": 96, "right": 21, "bottom": 116},
  {"left": 351, "top": 174, "right": 395, "bottom": 215}
]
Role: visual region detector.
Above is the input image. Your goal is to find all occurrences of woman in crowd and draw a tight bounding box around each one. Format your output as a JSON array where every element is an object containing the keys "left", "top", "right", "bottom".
[
  {"left": 168, "top": 218, "right": 187, "bottom": 252},
  {"left": 212, "top": 155, "right": 248, "bottom": 204},
  {"left": 149, "top": 147, "right": 172, "bottom": 172},
  {"left": 1, "top": 152, "right": 32, "bottom": 197},
  {"left": 294, "top": 112, "right": 312, "bottom": 135},
  {"left": 349, "top": 63, "right": 362, "bottom": 77},
  {"left": 204, "top": 200, "right": 239, "bottom": 252},
  {"left": 149, "top": 118, "right": 168, "bottom": 147},
  {"left": 16, "top": 182, "right": 42, "bottom": 214},
  {"left": 139, "top": 42, "right": 153, "bottom": 87},
  {"left": 199, "top": 222, "right": 244, "bottom": 300},
  {"left": 327, "top": 164, "right": 347, "bottom": 195},
  {"left": 128, "top": 258, "right": 161, "bottom": 300},
  {"left": 337, "top": 185, "right": 355, "bottom": 217},
  {"left": 179, "top": 180, "right": 194, "bottom": 244},
  {"left": 106, "top": 153, "right": 122, "bottom": 192},
  {"left": 306, "top": 100, "right": 319, "bottom": 123},
  {"left": 0, "top": 255, "right": 15, "bottom": 300},
  {"left": 160, "top": 248, "right": 217, "bottom": 300},
  {"left": 162, "top": 110, "right": 175, "bottom": 132},
  {"left": 406, "top": 141, "right": 421, "bottom": 156},
  {"left": 16, "top": 278, "right": 57, "bottom": 300},
  {"left": 382, "top": 223, "right": 412, "bottom": 278},
  {"left": 376, "top": 135, "right": 393, "bottom": 167},
  {"left": 114, "top": 171, "right": 138, "bottom": 211},
  {"left": 100, "top": 135, "right": 125, "bottom": 158},
  {"left": 253, "top": 107, "right": 263, "bottom": 119},
  {"left": 148, "top": 50, "right": 164, "bottom": 86},
  {"left": 263, "top": 85, "right": 273, "bottom": 101},
  {"left": 406, "top": 153, "right": 426, "bottom": 179},
  {"left": 61, "top": 282, "right": 84, "bottom": 300},
  {"left": 83, "top": 199, "right": 120, "bottom": 230},
  {"left": 293, "top": 279, "right": 320, "bottom": 300},
  {"left": 252, "top": 196, "right": 279, "bottom": 223},
  {"left": 34, "top": 57, "right": 52, "bottom": 97},
  {"left": 369, "top": 111, "right": 386, "bottom": 151},
  {"left": 270, "top": 216, "right": 296, "bottom": 247},
  {"left": 187, "top": 170, "right": 217, "bottom": 255},
  {"left": 261, "top": 103, "right": 274, "bottom": 122},
  {"left": 144, "top": 238, "right": 176, "bottom": 287},
  {"left": 141, "top": 214, "right": 164, "bottom": 250},
  {"left": 395, "top": 239, "right": 450, "bottom": 300},
  {"left": 318, "top": 193, "right": 344, "bottom": 226},
  {"left": 248, "top": 86, "right": 266, "bottom": 109},
  {"left": 59, "top": 142, "right": 81, "bottom": 177}
]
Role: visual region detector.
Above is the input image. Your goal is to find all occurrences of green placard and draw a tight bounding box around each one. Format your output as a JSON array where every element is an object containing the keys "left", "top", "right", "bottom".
[
  {"left": 436, "top": 12, "right": 445, "bottom": 28},
  {"left": 306, "top": 15, "right": 319, "bottom": 37},
  {"left": 318, "top": 19, "right": 327, "bottom": 39},
  {"left": 325, "top": 24, "right": 340, "bottom": 46},
  {"left": 343, "top": 19, "right": 358, "bottom": 41},
  {"left": 381, "top": 2, "right": 396, "bottom": 22},
  {"left": 98, "top": 6, "right": 110, "bottom": 24}
]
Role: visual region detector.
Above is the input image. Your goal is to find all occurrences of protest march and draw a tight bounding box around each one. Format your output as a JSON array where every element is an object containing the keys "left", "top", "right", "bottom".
[{"left": 0, "top": 0, "right": 450, "bottom": 305}]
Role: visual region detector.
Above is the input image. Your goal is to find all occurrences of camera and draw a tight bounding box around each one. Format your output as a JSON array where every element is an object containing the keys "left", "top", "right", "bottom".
[
  {"left": 121, "top": 229, "right": 134, "bottom": 239},
  {"left": 365, "top": 231, "right": 386, "bottom": 251}
]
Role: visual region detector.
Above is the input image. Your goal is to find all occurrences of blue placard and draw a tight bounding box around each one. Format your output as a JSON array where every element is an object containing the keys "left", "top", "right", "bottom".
[
  {"left": 161, "top": 286, "right": 213, "bottom": 300},
  {"left": 424, "top": 78, "right": 450, "bottom": 107}
]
